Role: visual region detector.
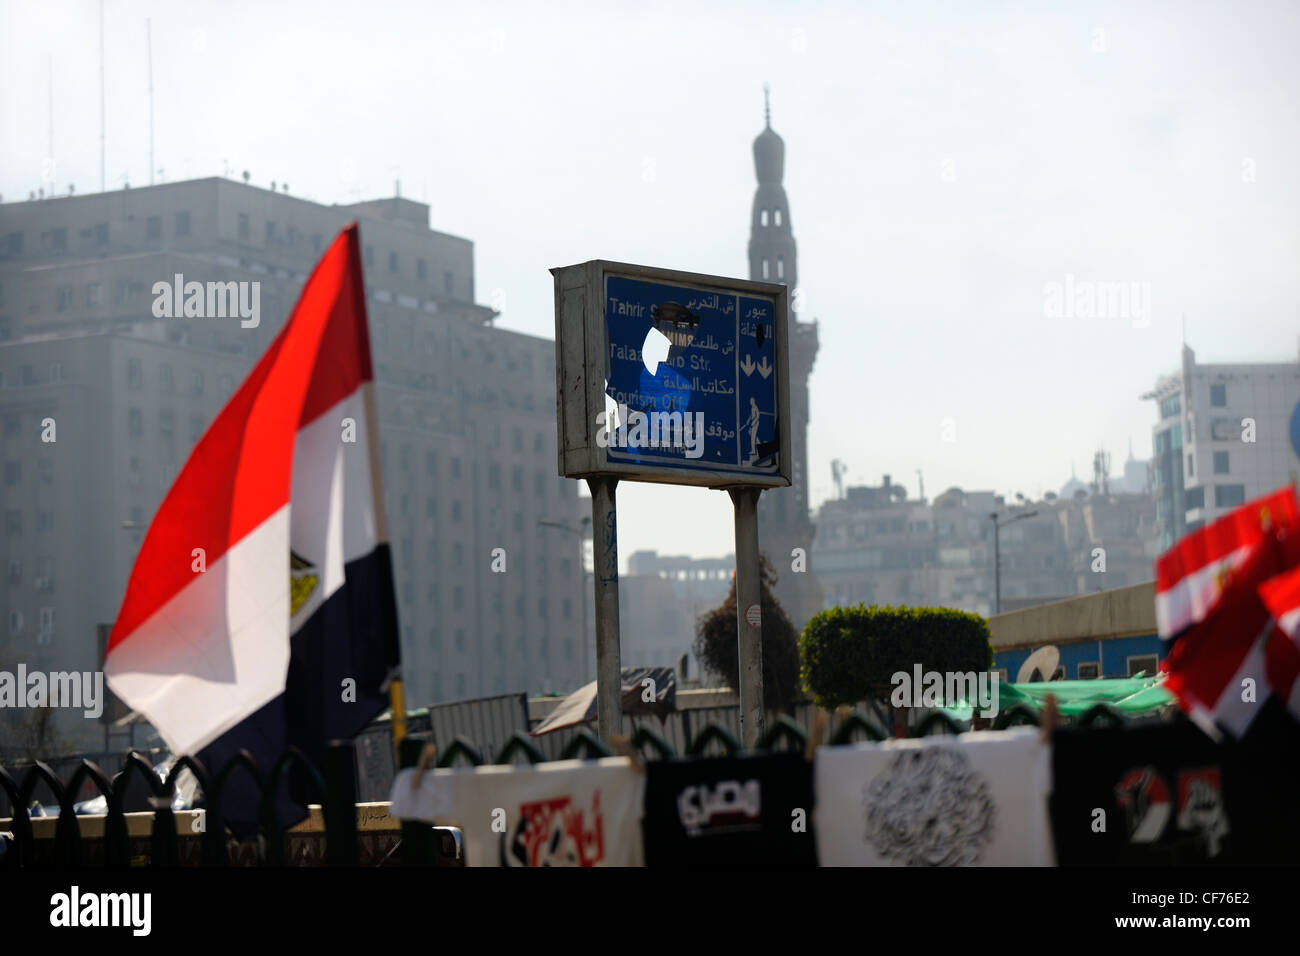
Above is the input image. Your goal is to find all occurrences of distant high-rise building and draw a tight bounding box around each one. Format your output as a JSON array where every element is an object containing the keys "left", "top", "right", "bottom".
[
  {"left": 747, "top": 92, "right": 822, "bottom": 631},
  {"left": 1142, "top": 344, "right": 1300, "bottom": 552},
  {"left": 0, "top": 179, "right": 585, "bottom": 749}
]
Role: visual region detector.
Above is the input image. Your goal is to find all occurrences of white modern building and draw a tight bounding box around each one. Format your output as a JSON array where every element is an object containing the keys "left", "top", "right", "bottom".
[{"left": 1143, "top": 344, "right": 1300, "bottom": 551}]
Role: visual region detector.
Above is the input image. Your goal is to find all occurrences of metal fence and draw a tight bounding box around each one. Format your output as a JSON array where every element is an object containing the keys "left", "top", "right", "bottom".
[{"left": 0, "top": 702, "right": 1125, "bottom": 868}]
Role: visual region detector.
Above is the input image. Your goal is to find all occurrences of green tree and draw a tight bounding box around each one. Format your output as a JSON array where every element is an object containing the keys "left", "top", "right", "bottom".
[
  {"left": 693, "top": 554, "right": 801, "bottom": 711},
  {"left": 799, "top": 604, "right": 993, "bottom": 712}
]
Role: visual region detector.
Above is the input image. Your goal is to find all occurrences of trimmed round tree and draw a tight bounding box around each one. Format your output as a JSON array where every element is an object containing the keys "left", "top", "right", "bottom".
[{"left": 799, "top": 604, "right": 994, "bottom": 711}]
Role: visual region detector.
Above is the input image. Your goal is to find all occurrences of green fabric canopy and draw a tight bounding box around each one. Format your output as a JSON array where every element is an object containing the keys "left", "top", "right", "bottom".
[{"left": 944, "top": 675, "right": 1174, "bottom": 720}]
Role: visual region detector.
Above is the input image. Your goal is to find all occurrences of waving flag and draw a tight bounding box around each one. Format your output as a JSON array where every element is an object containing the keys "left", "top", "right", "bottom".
[
  {"left": 1261, "top": 564, "right": 1300, "bottom": 642},
  {"left": 1259, "top": 564, "right": 1300, "bottom": 719},
  {"left": 105, "top": 224, "right": 400, "bottom": 830},
  {"left": 1154, "top": 486, "right": 1300, "bottom": 639},
  {"left": 1156, "top": 486, "right": 1300, "bottom": 736}
]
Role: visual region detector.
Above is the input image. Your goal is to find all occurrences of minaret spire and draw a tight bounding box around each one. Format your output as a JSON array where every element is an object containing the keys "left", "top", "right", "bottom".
[{"left": 743, "top": 96, "right": 822, "bottom": 633}]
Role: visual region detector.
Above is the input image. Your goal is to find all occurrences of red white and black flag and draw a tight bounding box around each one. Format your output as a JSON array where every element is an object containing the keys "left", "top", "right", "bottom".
[
  {"left": 104, "top": 224, "right": 400, "bottom": 829},
  {"left": 1154, "top": 486, "right": 1300, "bottom": 736}
]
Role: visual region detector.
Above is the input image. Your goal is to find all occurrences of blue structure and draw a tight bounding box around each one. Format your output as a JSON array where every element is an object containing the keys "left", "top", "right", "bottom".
[
  {"left": 989, "top": 582, "right": 1162, "bottom": 682},
  {"left": 602, "top": 273, "right": 780, "bottom": 477}
]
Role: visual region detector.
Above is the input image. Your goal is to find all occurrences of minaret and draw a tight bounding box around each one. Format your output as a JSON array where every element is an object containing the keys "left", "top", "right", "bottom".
[{"left": 747, "top": 88, "right": 823, "bottom": 631}]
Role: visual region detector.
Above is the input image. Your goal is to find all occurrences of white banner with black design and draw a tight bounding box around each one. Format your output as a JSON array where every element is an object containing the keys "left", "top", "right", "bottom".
[
  {"left": 389, "top": 756, "right": 645, "bottom": 867},
  {"left": 814, "top": 727, "right": 1054, "bottom": 866}
]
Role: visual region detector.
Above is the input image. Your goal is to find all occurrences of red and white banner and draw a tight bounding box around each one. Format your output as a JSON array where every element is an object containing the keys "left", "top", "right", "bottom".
[{"left": 1156, "top": 485, "right": 1300, "bottom": 735}]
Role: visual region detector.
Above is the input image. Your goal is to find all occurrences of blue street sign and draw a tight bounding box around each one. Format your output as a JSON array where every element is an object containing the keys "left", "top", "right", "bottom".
[{"left": 602, "top": 273, "right": 780, "bottom": 476}]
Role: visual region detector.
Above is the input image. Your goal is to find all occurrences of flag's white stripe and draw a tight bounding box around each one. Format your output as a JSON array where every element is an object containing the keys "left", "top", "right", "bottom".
[
  {"left": 1276, "top": 607, "right": 1300, "bottom": 642},
  {"left": 1211, "top": 622, "right": 1273, "bottom": 738},
  {"left": 1155, "top": 544, "right": 1254, "bottom": 638},
  {"left": 106, "top": 385, "right": 384, "bottom": 756},
  {"left": 289, "top": 386, "right": 382, "bottom": 626},
  {"left": 105, "top": 507, "right": 292, "bottom": 756}
]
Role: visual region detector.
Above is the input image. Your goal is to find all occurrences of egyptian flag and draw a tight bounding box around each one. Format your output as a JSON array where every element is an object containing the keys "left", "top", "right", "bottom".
[
  {"left": 1259, "top": 560, "right": 1300, "bottom": 719},
  {"left": 1154, "top": 486, "right": 1300, "bottom": 639},
  {"left": 1261, "top": 563, "right": 1300, "bottom": 644},
  {"left": 1156, "top": 486, "right": 1300, "bottom": 736},
  {"left": 104, "top": 224, "right": 400, "bottom": 831}
]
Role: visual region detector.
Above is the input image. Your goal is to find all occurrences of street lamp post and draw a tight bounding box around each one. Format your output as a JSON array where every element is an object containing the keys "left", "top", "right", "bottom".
[{"left": 989, "top": 509, "right": 1038, "bottom": 615}]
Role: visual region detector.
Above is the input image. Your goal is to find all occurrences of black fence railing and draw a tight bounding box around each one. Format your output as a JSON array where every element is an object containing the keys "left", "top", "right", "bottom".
[
  {"left": 0, "top": 740, "right": 362, "bottom": 868},
  {"left": 1, "top": 704, "right": 1126, "bottom": 868}
]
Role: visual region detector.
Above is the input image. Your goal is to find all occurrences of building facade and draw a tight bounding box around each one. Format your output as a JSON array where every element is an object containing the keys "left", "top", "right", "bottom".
[
  {"left": 0, "top": 179, "right": 585, "bottom": 750},
  {"left": 618, "top": 549, "right": 735, "bottom": 675},
  {"left": 1143, "top": 344, "right": 1300, "bottom": 552},
  {"left": 813, "top": 475, "right": 1159, "bottom": 618}
]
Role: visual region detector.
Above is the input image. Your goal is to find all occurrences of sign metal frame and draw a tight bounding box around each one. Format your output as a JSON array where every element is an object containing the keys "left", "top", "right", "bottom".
[{"left": 552, "top": 259, "right": 792, "bottom": 490}]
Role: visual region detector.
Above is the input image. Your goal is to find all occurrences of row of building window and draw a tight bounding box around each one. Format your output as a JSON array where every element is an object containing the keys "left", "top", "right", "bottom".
[
  {"left": 758, "top": 208, "right": 783, "bottom": 227},
  {"left": 9, "top": 217, "right": 466, "bottom": 299},
  {"left": 759, "top": 258, "right": 786, "bottom": 280},
  {"left": 1186, "top": 450, "right": 1233, "bottom": 479},
  {"left": 5, "top": 224, "right": 108, "bottom": 259},
  {"left": 7, "top": 608, "right": 55, "bottom": 636},
  {"left": 1183, "top": 484, "right": 1247, "bottom": 510},
  {"left": 423, "top": 673, "right": 541, "bottom": 701},
  {"left": 408, "top": 581, "right": 575, "bottom": 620},
  {"left": 423, "top": 630, "right": 576, "bottom": 662},
  {"left": 1161, "top": 385, "right": 1228, "bottom": 422},
  {"left": 6, "top": 557, "right": 55, "bottom": 585},
  {"left": 239, "top": 213, "right": 463, "bottom": 297},
  {"left": 3, "top": 509, "right": 54, "bottom": 534}
]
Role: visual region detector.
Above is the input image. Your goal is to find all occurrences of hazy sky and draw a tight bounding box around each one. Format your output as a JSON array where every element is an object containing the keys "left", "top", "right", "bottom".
[{"left": 3, "top": 0, "right": 1297, "bottom": 567}]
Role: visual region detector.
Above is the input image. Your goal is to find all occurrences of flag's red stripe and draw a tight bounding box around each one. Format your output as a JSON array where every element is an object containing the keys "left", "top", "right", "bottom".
[
  {"left": 1155, "top": 487, "right": 1300, "bottom": 592},
  {"left": 1260, "top": 564, "right": 1300, "bottom": 628},
  {"left": 107, "top": 225, "right": 371, "bottom": 653}
]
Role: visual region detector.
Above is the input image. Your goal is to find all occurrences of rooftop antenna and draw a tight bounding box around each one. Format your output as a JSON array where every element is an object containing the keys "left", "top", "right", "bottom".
[
  {"left": 99, "top": 0, "right": 105, "bottom": 192},
  {"left": 916, "top": 468, "right": 925, "bottom": 502},
  {"left": 47, "top": 54, "right": 54, "bottom": 183},
  {"left": 830, "top": 459, "right": 848, "bottom": 499},
  {"left": 763, "top": 83, "right": 771, "bottom": 128},
  {"left": 147, "top": 19, "right": 154, "bottom": 186}
]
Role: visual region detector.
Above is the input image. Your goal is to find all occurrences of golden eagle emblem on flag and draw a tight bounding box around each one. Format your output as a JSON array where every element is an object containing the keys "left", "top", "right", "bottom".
[{"left": 290, "top": 550, "right": 319, "bottom": 618}]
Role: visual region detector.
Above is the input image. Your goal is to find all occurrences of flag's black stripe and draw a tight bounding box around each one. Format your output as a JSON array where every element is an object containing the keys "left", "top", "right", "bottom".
[{"left": 198, "top": 543, "right": 400, "bottom": 838}]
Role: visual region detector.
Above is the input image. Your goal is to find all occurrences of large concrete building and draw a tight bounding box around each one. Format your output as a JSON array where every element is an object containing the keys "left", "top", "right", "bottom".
[
  {"left": 0, "top": 178, "right": 586, "bottom": 749},
  {"left": 619, "top": 550, "right": 734, "bottom": 674},
  {"left": 1143, "top": 344, "right": 1300, "bottom": 552},
  {"left": 813, "top": 474, "right": 1159, "bottom": 617},
  {"left": 748, "top": 98, "right": 823, "bottom": 632}
]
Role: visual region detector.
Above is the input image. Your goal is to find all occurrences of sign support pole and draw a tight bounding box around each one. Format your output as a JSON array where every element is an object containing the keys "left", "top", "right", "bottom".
[
  {"left": 588, "top": 476, "right": 622, "bottom": 741},
  {"left": 729, "top": 487, "right": 765, "bottom": 748}
]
